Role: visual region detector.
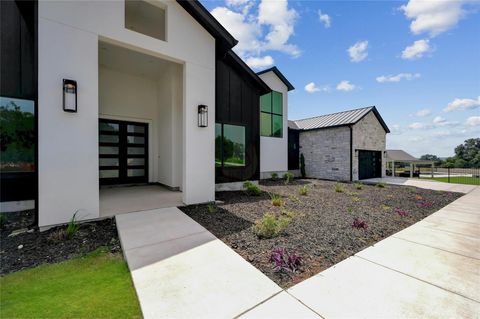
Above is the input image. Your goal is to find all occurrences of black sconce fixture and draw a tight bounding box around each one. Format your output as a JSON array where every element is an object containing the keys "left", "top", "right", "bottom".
[
  {"left": 198, "top": 105, "right": 208, "bottom": 127},
  {"left": 63, "top": 79, "right": 77, "bottom": 112}
]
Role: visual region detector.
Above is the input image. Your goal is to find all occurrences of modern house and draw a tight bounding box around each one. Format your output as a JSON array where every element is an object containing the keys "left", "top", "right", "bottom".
[
  {"left": 0, "top": 0, "right": 295, "bottom": 227},
  {"left": 289, "top": 106, "right": 390, "bottom": 181}
]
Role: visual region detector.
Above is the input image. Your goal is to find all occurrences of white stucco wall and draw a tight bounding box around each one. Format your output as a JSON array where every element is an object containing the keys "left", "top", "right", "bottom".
[
  {"left": 258, "top": 71, "right": 289, "bottom": 178},
  {"left": 38, "top": 0, "right": 215, "bottom": 226}
]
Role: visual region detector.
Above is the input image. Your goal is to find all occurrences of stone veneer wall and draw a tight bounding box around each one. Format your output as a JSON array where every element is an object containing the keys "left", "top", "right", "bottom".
[
  {"left": 352, "top": 111, "right": 387, "bottom": 180},
  {"left": 299, "top": 126, "right": 351, "bottom": 181}
]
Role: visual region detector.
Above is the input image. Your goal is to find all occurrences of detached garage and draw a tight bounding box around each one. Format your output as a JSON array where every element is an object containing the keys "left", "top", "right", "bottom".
[{"left": 289, "top": 106, "right": 390, "bottom": 181}]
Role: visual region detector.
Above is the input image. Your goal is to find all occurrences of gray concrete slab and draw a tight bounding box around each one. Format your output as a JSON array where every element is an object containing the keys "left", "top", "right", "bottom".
[
  {"left": 419, "top": 217, "right": 479, "bottom": 238},
  {"left": 362, "top": 177, "right": 478, "bottom": 193},
  {"left": 288, "top": 256, "right": 479, "bottom": 318},
  {"left": 117, "top": 207, "right": 282, "bottom": 319},
  {"left": 356, "top": 237, "right": 480, "bottom": 302},
  {"left": 239, "top": 292, "right": 320, "bottom": 319}
]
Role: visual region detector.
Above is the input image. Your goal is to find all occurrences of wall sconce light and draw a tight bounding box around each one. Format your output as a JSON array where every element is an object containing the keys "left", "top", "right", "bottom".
[
  {"left": 198, "top": 105, "right": 208, "bottom": 127},
  {"left": 63, "top": 79, "right": 77, "bottom": 112}
]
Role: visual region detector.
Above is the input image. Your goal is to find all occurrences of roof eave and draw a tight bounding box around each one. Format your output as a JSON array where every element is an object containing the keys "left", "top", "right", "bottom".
[{"left": 257, "top": 66, "right": 295, "bottom": 91}]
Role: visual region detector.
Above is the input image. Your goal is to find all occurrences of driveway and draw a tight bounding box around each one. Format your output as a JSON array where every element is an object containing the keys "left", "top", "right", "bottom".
[
  {"left": 117, "top": 187, "right": 480, "bottom": 318},
  {"left": 363, "top": 177, "right": 478, "bottom": 193}
]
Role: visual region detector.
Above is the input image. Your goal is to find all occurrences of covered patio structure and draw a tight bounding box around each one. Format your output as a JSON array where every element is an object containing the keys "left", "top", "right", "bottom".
[{"left": 385, "top": 150, "right": 434, "bottom": 178}]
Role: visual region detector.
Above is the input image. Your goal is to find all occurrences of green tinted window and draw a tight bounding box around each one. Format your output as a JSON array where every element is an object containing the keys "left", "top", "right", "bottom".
[
  {"left": 273, "top": 115, "right": 283, "bottom": 137},
  {"left": 272, "top": 91, "right": 283, "bottom": 115},
  {"left": 261, "top": 113, "right": 272, "bottom": 137},
  {"left": 215, "top": 123, "right": 222, "bottom": 167},
  {"left": 260, "top": 93, "right": 272, "bottom": 113},
  {"left": 215, "top": 123, "right": 246, "bottom": 167}
]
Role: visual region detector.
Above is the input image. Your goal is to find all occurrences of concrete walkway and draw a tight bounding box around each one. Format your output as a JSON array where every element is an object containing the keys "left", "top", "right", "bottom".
[
  {"left": 363, "top": 177, "right": 478, "bottom": 193},
  {"left": 117, "top": 187, "right": 480, "bottom": 318}
]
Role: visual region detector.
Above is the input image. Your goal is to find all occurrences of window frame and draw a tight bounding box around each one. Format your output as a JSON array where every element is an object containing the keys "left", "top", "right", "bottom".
[
  {"left": 215, "top": 123, "right": 247, "bottom": 168},
  {"left": 260, "top": 91, "right": 283, "bottom": 138}
]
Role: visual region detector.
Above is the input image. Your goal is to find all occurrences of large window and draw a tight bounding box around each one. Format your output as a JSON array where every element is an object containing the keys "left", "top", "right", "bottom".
[
  {"left": 215, "top": 123, "right": 246, "bottom": 167},
  {"left": 260, "top": 91, "right": 283, "bottom": 137},
  {"left": 0, "top": 97, "right": 35, "bottom": 173},
  {"left": 125, "top": 0, "right": 166, "bottom": 41}
]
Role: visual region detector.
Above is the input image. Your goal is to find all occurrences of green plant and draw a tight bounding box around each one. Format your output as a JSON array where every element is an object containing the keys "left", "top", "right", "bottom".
[
  {"left": 376, "top": 182, "right": 386, "bottom": 188},
  {"left": 288, "top": 194, "right": 300, "bottom": 202},
  {"left": 335, "top": 182, "right": 344, "bottom": 193},
  {"left": 254, "top": 212, "right": 290, "bottom": 238},
  {"left": 281, "top": 209, "right": 298, "bottom": 219},
  {"left": 298, "top": 185, "right": 309, "bottom": 196},
  {"left": 347, "top": 207, "right": 354, "bottom": 214},
  {"left": 207, "top": 202, "right": 217, "bottom": 214},
  {"left": 270, "top": 193, "right": 283, "bottom": 207},
  {"left": 65, "top": 212, "right": 80, "bottom": 239},
  {"left": 300, "top": 153, "right": 306, "bottom": 178},
  {"left": 283, "top": 172, "right": 294, "bottom": 184},
  {"left": 271, "top": 172, "right": 278, "bottom": 180},
  {"left": 0, "top": 213, "right": 6, "bottom": 229},
  {"left": 346, "top": 191, "right": 359, "bottom": 197},
  {"left": 351, "top": 196, "right": 361, "bottom": 202},
  {"left": 243, "top": 181, "right": 262, "bottom": 196},
  {"left": 354, "top": 182, "right": 363, "bottom": 190}
]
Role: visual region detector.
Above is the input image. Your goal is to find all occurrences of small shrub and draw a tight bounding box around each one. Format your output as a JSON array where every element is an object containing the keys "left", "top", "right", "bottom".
[
  {"left": 288, "top": 194, "right": 300, "bottom": 202},
  {"left": 254, "top": 213, "right": 290, "bottom": 238},
  {"left": 48, "top": 228, "right": 68, "bottom": 243},
  {"left": 395, "top": 207, "right": 409, "bottom": 217},
  {"left": 298, "top": 185, "right": 309, "bottom": 196},
  {"left": 335, "top": 183, "right": 344, "bottom": 193},
  {"left": 66, "top": 212, "right": 80, "bottom": 239},
  {"left": 281, "top": 209, "right": 298, "bottom": 219},
  {"left": 243, "top": 181, "right": 262, "bottom": 196},
  {"left": 0, "top": 213, "right": 6, "bottom": 229},
  {"left": 347, "top": 207, "right": 354, "bottom": 214},
  {"left": 283, "top": 172, "right": 294, "bottom": 184},
  {"left": 381, "top": 204, "right": 391, "bottom": 211},
  {"left": 419, "top": 202, "right": 433, "bottom": 208},
  {"left": 352, "top": 218, "right": 368, "bottom": 229},
  {"left": 270, "top": 247, "right": 302, "bottom": 273},
  {"left": 346, "top": 191, "right": 359, "bottom": 197},
  {"left": 354, "top": 182, "right": 363, "bottom": 190},
  {"left": 207, "top": 202, "right": 217, "bottom": 214},
  {"left": 270, "top": 193, "right": 283, "bottom": 207},
  {"left": 415, "top": 194, "right": 423, "bottom": 200},
  {"left": 351, "top": 196, "right": 361, "bottom": 202},
  {"left": 271, "top": 172, "right": 278, "bottom": 180},
  {"left": 300, "top": 153, "right": 306, "bottom": 178},
  {"left": 376, "top": 182, "right": 386, "bottom": 188}
]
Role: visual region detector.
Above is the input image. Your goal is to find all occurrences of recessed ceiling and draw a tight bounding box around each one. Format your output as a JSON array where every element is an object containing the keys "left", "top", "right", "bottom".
[{"left": 99, "top": 42, "right": 173, "bottom": 80}]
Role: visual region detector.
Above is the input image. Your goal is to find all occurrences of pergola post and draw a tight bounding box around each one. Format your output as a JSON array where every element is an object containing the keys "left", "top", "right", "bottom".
[
  {"left": 392, "top": 161, "right": 395, "bottom": 177},
  {"left": 410, "top": 163, "right": 413, "bottom": 178},
  {"left": 431, "top": 162, "right": 434, "bottom": 178}
]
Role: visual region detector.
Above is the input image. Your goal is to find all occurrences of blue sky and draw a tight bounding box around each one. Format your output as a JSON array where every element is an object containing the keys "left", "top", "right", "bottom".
[{"left": 201, "top": 0, "right": 480, "bottom": 157}]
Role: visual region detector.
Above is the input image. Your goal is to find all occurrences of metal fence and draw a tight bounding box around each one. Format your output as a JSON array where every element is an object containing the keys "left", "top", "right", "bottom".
[{"left": 418, "top": 166, "right": 480, "bottom": 185}]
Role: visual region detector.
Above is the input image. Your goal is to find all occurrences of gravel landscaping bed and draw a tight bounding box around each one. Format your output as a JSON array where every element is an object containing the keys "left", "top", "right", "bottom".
[
  {"left": 181, "top": 179, "right": 462, "bottom": 288},
  {"left": 1, "top": 212, "right": 120, "bottom": 275}
]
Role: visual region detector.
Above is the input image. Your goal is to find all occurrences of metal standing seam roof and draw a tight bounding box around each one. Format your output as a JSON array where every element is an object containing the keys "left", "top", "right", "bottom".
[{"left": 292, "top": 106, "right": 377, "bottom": 130}]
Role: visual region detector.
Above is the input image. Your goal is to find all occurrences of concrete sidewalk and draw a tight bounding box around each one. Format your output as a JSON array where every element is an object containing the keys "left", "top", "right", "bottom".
[
  {"left": 363, "top": 177, "right": 478, "bottom": 193},
  {"left": 288, "top": 186, "right": 480, "bottom": 318},
  {"left": 117, "top": 187, "right": 480, "bottom": 318}
]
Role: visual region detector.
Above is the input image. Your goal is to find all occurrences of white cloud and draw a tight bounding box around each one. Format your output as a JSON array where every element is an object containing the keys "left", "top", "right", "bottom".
[
  {"left": 408, "top": 122, "right": 429, "bottom": 129},
  {"left": 211, "top": 0, "right": 300, "bottom": 64},
  {"left": 376, "top": 73, "right": 421, "bottom": 83},
  {"left": 433, "top": 116, "right": 446, "bottom": 124},
  {"left": 400, "top": 0, "right": 467, "bottom": 37},
  {"left": 304, "top": 82, "right": 330, "bottom": 93},
  {"left": 336, "top": 80, "right": 356, "bottom": 92},
  {"left": 347, "top": 40, "right": 368, "bottom": 62},
  {"left": 401, "top": 39, "right": 431, "bottom": 60},
  {"left": 443, "top": 96, "right": 480, "bottom": 112},
  {"left": 415, "top": 108, "right": 431, "bottom": 117},
  {"left": 244, "top": 55, "right": 274, "bottom": 69},
  {"left": 318, "top": 10, "right": 331, "bottom": 28},
  {"left": 466, "top": 116, "right": 480, "bottom": 126}
]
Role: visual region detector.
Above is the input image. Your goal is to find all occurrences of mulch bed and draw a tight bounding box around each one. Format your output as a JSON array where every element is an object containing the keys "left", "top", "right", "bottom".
[
  {"left": 180, "top": 179, "right": 462, "bottom": 288},
  {"left": 0, "top": 211, "right": 121, "bottom": 276}
]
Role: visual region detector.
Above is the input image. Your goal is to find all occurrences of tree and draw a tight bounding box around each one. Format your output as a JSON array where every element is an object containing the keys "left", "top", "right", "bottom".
[
  {"left": 420, "top": 154, "right": 440, "bottom": 161},
  {"left": 453, "top": 138, "right": 480, "bottom": 168}
]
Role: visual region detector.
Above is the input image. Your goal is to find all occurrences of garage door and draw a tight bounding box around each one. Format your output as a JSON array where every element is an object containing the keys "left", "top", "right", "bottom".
[{"left": 358, "top": 150, "right": 382, "bottom": 180}]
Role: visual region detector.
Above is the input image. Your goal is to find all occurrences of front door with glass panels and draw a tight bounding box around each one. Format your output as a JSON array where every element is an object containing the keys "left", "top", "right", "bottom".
[{"left": 99, "top": 119, "right": 148, "bottom": 185}]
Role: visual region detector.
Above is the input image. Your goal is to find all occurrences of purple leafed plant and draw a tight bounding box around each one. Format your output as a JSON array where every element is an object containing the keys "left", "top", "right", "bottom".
[
  {"left": 270, "top": 247, "right": 302, "bottom": 273},
  {"left": 394, "top": 207, "right": 409, "bottom": 217},
  {"left": 352, "top": 218, "right": 368, "bottom": 229},
  {"left": 419, "top": 202, "right": 433, "bottom": 208}
]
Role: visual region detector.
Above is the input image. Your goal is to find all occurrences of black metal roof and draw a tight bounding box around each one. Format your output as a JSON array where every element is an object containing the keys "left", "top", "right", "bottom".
[
  {"left": 176, "top": 0, "right": 238, "bottom": 53},
  {"left": 256, "top": 66, "right": 295, "bottom": 91},
  {"left": 291, "top": 106, "right": 390, "bottom": 133}
]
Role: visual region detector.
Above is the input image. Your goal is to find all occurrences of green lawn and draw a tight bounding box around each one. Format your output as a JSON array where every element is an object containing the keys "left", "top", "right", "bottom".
[
  {"left": 423, "top": 176, "right": 480, "bottom": 185},
  {"left": 0, "top": 249, "right": 141, "bottom": 318}
]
